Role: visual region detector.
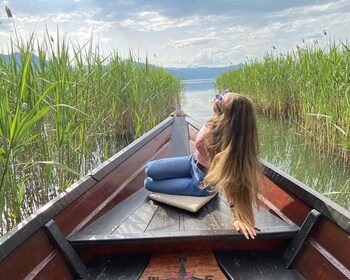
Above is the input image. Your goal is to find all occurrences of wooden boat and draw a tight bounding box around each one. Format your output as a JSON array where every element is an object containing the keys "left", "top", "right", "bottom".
[{"left": 0, "top": 111, "right": 349, "bottom": 280}]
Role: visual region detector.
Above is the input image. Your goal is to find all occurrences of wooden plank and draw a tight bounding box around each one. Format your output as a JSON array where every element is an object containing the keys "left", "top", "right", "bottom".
[
  {"left": 113, "top": 200, "right": 159, "bottom": 234},
  {"left": 140, "top": 251, "right": 227, "bottom": 279},
  {"left": 262, "top": 159, "right": 350, "bottom": 233},
  {"left": 83, "top": 253, "right": 151, "bottom": 280},
  {"left": 73, "top": 238, "right": 290, "bottom": 259},
  {"left": 70, "top": 190, "right": 298, "bottom": 243},
  {"left": 26, "top": 251, "right": 75, "bottom": 280},
  {"left": 54, "top": 140, "right": 172, "bottom": 236},
  {"left": 312, "top": 217, "right": 350, "bottom": 271},
  {"left": 294, "top": 239, "right": 350, "bottom": 280},
  {"left": 0, "top": 228, "right": 58, "bottom": 280},
  {"left": 205, "top": 195, "right": 234, "bottom": 229},
  {"left": 206, "top": 194, "right": 300, "bottom": 234},
  {"left": 255, "top": 207, "right": 301, "bottom": 235},
  {"left": 146, "top": 203, "right": 181, "bottom": 232},
  {"left": 183, "top": 206, "right": 221, "bottom": 231},
  {"left": 0, "top": 176, "right": 96, "bottom": 263},
  {"left": 45, "top": 220, "right": 86, "bottom": 279},
  {"left": 186, "top": 115, "right": 202, "bottom": 131},
  {"left": 76, "top": 143, "right": 173, "bottom": 234},
  {"left": 70, "top": 227, "right": 298, "bottom": 245},
  {"left": 52, "top": 124, "right": 172, "bottom": 236},
  {"left": 171, "top": 115, "right": 190, "bottom": 156},
  {"left": 259, "top": 176, "right": 311, "bottom": 226},
  {"left": 283, "top": 209, "right": 321, "bottom": 268},
  {"left": 215, "top": 250, "right": 304, "bottom": 280},
  {"left": 78, "top": 188, "right": 151, "bottom": 235},
  {"left": 207, "top": 195, "right": 298, "bottom": 232}
]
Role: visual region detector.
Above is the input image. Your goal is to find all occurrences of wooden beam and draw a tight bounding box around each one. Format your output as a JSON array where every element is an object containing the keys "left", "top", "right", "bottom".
[
  {"left": 282, "top": 209, "right": 321, "bottom": 268},
  {"left": 45, "top": 220, "right": 86, "bottom": 279},
  {"left": 171, "top": 115, "right": 190, "bottom": 156}
]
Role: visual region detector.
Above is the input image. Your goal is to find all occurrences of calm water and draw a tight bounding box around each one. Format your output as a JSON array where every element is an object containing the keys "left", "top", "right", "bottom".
[{"left": 181, "top": 79, "right": 350, "bottom": 211}]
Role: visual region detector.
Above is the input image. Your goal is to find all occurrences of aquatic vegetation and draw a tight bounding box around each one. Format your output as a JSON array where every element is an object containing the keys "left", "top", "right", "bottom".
[
  {"left": 0, "top": 32, "right": 182, "bottom": 234},
  {"left": 216, "top": 38, "right": 350, "bottom": 165}
]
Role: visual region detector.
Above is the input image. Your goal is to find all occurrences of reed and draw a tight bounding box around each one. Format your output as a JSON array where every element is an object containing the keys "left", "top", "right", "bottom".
[
  {"left": 0, "top": 31, "right": 182, "bottom": 234},
  {"left": 216, "top": 39, "right": 350, "bottom": 164}
]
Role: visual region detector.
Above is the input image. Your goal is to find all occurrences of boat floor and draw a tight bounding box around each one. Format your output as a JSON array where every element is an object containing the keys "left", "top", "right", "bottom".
[
  {"left": 82, "top": 250, "right": 304, "bottom": 280},
  {"left": 69, "top": 188, "right": 299, "bottom": 245}
]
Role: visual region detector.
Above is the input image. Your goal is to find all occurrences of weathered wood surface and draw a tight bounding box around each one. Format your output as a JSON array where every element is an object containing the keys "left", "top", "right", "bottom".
[
  {"left": 69, "top": 188, "right": 299, "bottom": 264},
  {"left": 259, "top": 176, "right": 350, "bottom": 279},
  {"left": 83, "top": 253, "right": 151, "bottom": 280},
  {"left": 140, "top": 251, "right": 227, "bottom": 280},
  {"left": 294, "top": 239, "right": 350, "bottom": 280},
  {"left": 1, "top": 114, "right": 350, "bottom": 280},
  {"left": 215, "top": 250, "right": 304, "bottom": 280},
  {"left": 71, "top": 189, "right": 298, "bottom": 240}
]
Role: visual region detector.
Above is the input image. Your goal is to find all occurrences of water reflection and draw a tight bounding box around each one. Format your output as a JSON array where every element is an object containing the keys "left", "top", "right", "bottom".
[
  {"left": 259, "top": 118, "right": 349, "bottom": 209},
  {"left": 182, "top": 79, "right": 215, "bottom": 124},
  {"left": 181, "top": 79, "right": 349, "bottom": 210}
]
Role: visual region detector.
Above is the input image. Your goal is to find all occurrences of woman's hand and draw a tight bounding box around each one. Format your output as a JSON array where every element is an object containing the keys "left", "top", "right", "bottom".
[{"left": 233, "top": 219, "right": 260, "bottom": 240}]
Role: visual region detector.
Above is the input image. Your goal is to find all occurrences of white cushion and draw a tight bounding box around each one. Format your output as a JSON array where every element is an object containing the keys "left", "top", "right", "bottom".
[{"left": 149, "top": 192, "right": 217, "bottom": 213}]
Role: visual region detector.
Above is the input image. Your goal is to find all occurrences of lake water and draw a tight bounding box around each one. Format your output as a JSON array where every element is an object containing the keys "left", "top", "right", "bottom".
[{"left": 181, "top": 79, "right": 349, "bottom": 211}]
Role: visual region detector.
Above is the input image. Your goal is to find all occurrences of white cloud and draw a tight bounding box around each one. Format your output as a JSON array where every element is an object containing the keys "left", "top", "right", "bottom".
[
  {"left": 120, "top": 11, "right": 198, "bottom": 31},
  {"left": 54, "top": 13, "right": 75, "bottom": 23},
  {"left": 173, "top": 33, "right": 218, "bottom": 49},
  {"left": 0, "top": 0, "right": 349, "bottom": 67}
]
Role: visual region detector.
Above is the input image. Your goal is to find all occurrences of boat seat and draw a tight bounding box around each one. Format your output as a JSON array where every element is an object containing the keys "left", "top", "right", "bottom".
[
  {"left": 214, "top": 250, "right": 304, "bottom": 280},
  {"left": 68, "top": 187, "right": 299, "bottom": 249},
  {"left": 82, "top": 253, "right": 151, "bottom": 280},
  {"left": 214, "top": 209, "right": 321, "bottom": 279}
]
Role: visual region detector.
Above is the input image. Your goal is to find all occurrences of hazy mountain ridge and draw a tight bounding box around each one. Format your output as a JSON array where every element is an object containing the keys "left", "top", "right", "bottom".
[
  {"left": 1, "top": 52, "right": 242, "bottom": 80},
  {"left": 0, "top": 52, "right": 41, "bottom": 66},
  {"left": 164, "top": 64, "right": 243, "bottom": 80}
]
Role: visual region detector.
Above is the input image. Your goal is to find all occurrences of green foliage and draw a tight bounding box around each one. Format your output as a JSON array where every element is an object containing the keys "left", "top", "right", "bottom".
[
  {"left": 216, "top": 39, "right": 350, "bottom": 164},
  {"left": 0, "top": 31, "right": 182, "bottom": 234}
]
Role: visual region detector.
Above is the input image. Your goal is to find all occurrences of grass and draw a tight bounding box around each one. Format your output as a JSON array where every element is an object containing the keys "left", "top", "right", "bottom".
[
  {"left": 0, "top": 31, "right": 182, "bottom": 234},
  {"left": 216, "top": 38, "right": 350, "bottom": 164}
]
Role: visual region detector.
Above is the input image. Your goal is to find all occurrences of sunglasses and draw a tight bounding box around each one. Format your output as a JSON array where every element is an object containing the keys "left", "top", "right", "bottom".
[
  {"left": 215, "top": 89, "right": 230, "bottom": 104},
  {"left": 214, "top": 89, "right": 230, "bottom": 113}
]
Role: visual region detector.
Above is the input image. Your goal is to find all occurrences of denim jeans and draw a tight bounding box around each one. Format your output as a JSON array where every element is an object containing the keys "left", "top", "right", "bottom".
[{"left": 144, "top": 155, "right": 212, "bottom": 196}]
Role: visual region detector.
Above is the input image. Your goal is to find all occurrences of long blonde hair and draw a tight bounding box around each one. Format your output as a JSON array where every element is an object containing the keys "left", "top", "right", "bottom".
[{"left": 203, "top": 92, "right": 260, "bottom": 226}]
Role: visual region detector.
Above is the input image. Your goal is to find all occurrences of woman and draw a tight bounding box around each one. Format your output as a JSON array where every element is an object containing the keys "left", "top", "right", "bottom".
[{"left": 144, "top": 89, "right": 261, "bottom": 239}]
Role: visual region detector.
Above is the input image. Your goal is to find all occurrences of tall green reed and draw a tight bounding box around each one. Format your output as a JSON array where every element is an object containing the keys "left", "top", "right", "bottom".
[
  {"left": 216, "top": 39, "right": 350, "bottom": 164},
  {"left": 0, "top": 31, "right": 182, "bottom": 234}
]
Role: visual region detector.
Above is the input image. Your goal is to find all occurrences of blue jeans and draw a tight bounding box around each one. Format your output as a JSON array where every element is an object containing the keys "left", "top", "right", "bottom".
[{"left": 144, "top": 155, "right": 212, "bottom": 196}]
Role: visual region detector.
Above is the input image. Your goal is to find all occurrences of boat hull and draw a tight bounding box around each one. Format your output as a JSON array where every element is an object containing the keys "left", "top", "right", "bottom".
[{"left": 0, "top": 113, "right": 349, "bottom": 280}]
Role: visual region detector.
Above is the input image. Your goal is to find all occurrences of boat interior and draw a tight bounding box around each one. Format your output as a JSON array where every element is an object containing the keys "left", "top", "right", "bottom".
[
  {"left": 66, "top": 188, "right": 305, "bottom": 279},
  {"left": 42, "top": 115, "right": 324, "bottom": 279},
  {"left": 1, "top": 113, "right": 348, "bottom": 279}
]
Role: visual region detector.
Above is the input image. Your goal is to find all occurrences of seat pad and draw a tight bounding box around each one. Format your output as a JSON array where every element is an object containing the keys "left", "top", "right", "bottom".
[{"left": 148, "top": 192, "right": 217, "bottom": 212}]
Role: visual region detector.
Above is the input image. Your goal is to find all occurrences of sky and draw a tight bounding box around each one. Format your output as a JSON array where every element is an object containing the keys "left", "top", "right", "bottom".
[{"left": 0, "top": 0, "right": 349, "bottom": 68}]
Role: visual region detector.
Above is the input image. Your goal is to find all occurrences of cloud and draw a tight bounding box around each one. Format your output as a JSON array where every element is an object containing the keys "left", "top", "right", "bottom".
[
  {"left": 189, "top": 46, "right": 242, "bottom": 66},
  {"left": 120, "top": 11, "right": 205, "bottom": 32},
  {"left": 173, "top": 33, "right": 218, "bottom": 48},
  {"left": 0, "top": 0, "right": 349, "bottom": 67}
]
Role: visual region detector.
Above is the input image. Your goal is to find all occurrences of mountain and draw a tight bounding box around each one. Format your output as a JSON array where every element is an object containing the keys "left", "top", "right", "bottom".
[
  {"left": 1, "top": 52, "right": 243, "bottom": 80},
  {"left": 0, "top": 52, "right": 40, "bottom": 66},
  {"left": 163, "top": 64, "right": 243, "bottom": 80}
]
